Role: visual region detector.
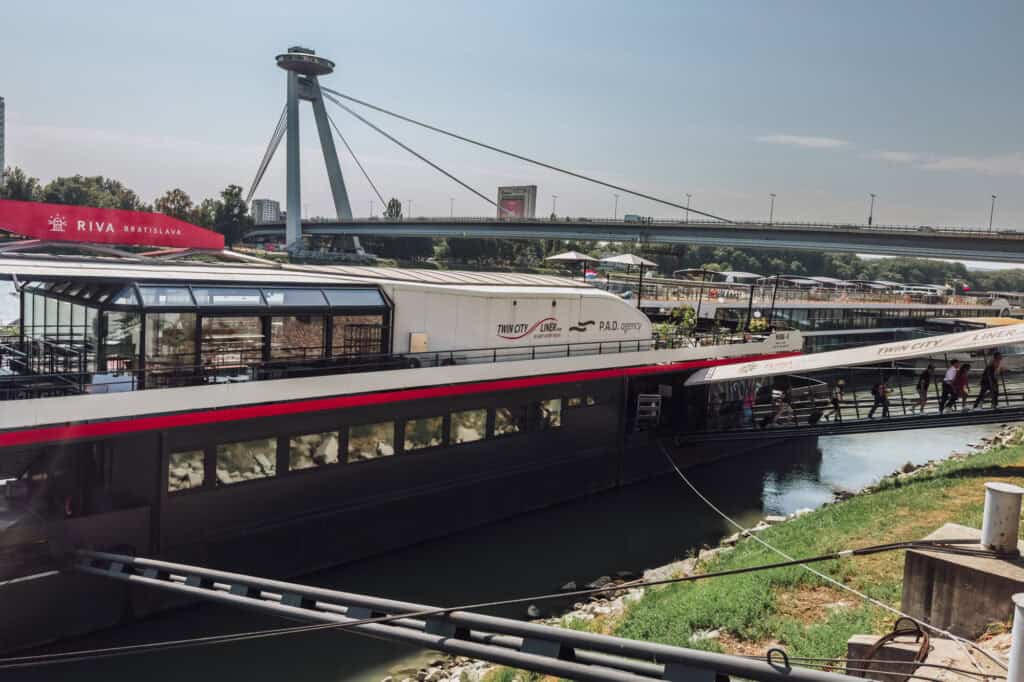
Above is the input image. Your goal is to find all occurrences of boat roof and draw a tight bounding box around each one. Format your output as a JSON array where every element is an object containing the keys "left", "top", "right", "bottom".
[{"left": 0, "top": 254, "right": 591, "bottom": 290}]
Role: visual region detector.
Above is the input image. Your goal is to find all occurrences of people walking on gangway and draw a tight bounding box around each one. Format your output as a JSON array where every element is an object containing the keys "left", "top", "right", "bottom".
[
  {"left": 940, "top": 359, "right": 960, "bottom": 414},
  {"left": 824, "top": 379, "right": 844, "bottom": 422},
  {"left": 912, "top": 364, "right": 934, "bottom": 414},
  {"left": 953, "top": 362, "right": 972, "bottom": 412},
  {"left": 974, "top": 352, "right": 1003, "bottom": 410},
  {"left": 868, "top": 376, "right": 891, "bottom": 419}
]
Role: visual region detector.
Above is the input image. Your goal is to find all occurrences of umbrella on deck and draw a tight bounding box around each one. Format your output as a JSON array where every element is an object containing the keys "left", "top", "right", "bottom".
[
  {"left": 601, "top": 253, "right": 657, "bottom": 308},
  {"left": 545, "top": 251, "right": 598, "bottom": 281}
]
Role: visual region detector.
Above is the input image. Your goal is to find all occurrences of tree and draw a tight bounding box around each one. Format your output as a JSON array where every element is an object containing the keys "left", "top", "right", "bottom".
[
  {"left": 385, "top": 197, "right": 403, "bottom": 220},
  {"left": 154, "top": 188, "right": 195, "bottom": 221},
  {"left": 0, "top": 167, "right": 41, "bottom": 201},
  {"left": 191, "top": 198, "right": 218, "bottom": 228},
  {"left": 40, "top": 175, "right": 148, "bottom": 211},
  {"left": 213, "top": 185, "right": 251, "bottom": 247}
]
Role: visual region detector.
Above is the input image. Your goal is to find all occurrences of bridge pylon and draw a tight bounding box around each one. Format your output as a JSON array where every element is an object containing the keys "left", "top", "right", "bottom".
[{"left": 275, "top": 46, "right": 362, "bottom": 253}]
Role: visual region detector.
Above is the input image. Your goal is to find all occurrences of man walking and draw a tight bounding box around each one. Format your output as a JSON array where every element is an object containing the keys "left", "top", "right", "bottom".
[
  {"left": 868, "top": 377, "right": 890, "bottom": 419},
  {"left": 940, "top": 359, "right": 959, "bottom": 414},
  {"left": 973, "top": 352, "right": 1003, "bottom": 410}
]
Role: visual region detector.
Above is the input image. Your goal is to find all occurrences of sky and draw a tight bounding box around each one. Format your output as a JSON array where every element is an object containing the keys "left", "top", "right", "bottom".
[{"left": 2, "top": 0, "right": 1022, "bottom": 228}]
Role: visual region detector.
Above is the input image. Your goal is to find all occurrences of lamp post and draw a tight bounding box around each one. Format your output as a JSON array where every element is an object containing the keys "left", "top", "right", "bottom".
[
  {"left": 613, "top": 193, "right": 620, "bottom": 220},
  {"left": 551, "top": 194, "right": 558, "bottom": 216},
  {"left": 990, "top": 194, "right": 998, "bottom": 232},
  {"left": 769, "top": 193, "right": 776, "bottom": 225},
  {"left": 449, "top": 197, "right": 454, "bottom": 218},
  {"left": 868, "top": 193, "right": 876, "bottom": 226},
  {"left": 685, "top": 193, "right": 692, "bottom": 223}
]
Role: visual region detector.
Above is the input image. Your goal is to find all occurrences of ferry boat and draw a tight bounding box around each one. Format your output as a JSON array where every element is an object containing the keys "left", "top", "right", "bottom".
[{"left": 0, "top": 253, "right": 802, "bottom": 651}]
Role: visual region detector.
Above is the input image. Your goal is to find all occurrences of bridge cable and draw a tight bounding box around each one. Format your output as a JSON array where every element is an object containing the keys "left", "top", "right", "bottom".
[
  {"left": 245, "top": 105, "right": 288, "bottom": 206},
  {"left": 321, "top": 86, "right": 728, "bottom": 222},
  {"left": 657, "top": 443, "right": 1010, "bottom": 672},
  {"left": 321, "top": 91, "right": 514, "bottom": 216},
  {"left": 0, "top": 538, "right": 1005, "bottom": 671},
  {"left": 324, "top": 110, "right": 387, "bottom": 210}
]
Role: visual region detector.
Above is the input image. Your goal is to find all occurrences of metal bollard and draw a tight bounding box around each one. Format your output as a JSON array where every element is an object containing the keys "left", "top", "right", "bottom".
[
  {"left": 1011, "top": 594, "right": 1024, "bottom": 682},
  {"left": 981, "top": 482, "right": 1024, "bottom": 554}
]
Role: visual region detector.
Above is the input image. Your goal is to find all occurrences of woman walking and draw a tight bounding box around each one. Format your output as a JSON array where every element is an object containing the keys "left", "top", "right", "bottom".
[{"left": 953, "top": 363, "right": 972, "bottom": 412}]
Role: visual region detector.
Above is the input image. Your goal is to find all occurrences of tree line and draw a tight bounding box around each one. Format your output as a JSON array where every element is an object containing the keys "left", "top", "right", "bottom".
[{"left": 3, "top": 166, "right": 1021, "bottom": 291}]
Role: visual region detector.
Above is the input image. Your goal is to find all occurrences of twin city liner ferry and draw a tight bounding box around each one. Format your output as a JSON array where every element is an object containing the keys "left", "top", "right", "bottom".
[{"left": 0, "top": 253, "right": 801, "bottom": 651}]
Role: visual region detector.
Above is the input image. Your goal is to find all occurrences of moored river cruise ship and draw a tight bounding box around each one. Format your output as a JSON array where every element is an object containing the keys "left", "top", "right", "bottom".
[{"left": 0, "top": 254, "right": 803, "bottom": 651}]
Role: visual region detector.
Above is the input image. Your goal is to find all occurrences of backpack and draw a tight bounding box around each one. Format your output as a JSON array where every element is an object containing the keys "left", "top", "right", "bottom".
[{"left": 871, "top": 383, "right": 883, "bottom": 397}]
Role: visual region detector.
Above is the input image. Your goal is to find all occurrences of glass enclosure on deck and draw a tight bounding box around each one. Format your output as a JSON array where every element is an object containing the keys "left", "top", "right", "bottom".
[{"left": 10, "top": 280, "right": 390, "bottom": 392}]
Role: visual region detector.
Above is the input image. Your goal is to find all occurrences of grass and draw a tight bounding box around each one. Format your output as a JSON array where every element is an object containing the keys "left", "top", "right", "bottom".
[{"left": 614, "top": 437, "right": 1024, "bottom": 660}]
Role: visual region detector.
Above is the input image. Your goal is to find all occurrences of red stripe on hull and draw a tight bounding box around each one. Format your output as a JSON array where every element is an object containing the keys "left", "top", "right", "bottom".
[{"left": 0, "top": 352, "right": 799, "bottom": 448}]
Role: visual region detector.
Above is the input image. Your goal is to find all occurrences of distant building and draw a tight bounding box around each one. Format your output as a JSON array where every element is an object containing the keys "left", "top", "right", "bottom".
[
  {"left": 252, "top": 198, "right": 282, "bottom": 225},
  {"left": 496, "top": 185, "right": 537, "bottom": 219},
  {"left": 0, "top": 97, "right": 5, "bottom": 187}
]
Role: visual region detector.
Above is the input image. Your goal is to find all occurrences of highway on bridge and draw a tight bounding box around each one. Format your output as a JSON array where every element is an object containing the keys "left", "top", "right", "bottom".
[{"left": 246, "top": 218, "right": 1024, "bottom": 263}]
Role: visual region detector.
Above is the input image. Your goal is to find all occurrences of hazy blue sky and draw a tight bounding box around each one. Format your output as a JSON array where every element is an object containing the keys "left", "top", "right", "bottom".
[{"left": 2, "top": 1, "right": 1022, "bottom": 226}]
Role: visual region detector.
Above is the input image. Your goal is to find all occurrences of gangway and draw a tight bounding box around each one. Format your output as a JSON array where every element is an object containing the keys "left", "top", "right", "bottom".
[{"left": 73, "top": 550, "right": 858, "bottom": 682}]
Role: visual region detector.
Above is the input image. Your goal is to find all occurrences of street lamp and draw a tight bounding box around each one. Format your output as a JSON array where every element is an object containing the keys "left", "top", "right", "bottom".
[
  {"left": 769, "top": 193, "right": 776, "bottom": 225},
  {"left": 868, "top": 193, "right": 876, "bottom": 226},
  {"left": 685, "top": 193, "right": 692, "bottom": 224},
  {"left": 551, "top": 194, "right": 558, "bottom": 216},
  {"left": 990, "top": 194, "right": 997, "bottom": 232},
  {"left": 449, "top": 197, "right": 454, "bottom": 218},
  {"left": 613, "top": 193, "right": 620, "bottom": 220}
]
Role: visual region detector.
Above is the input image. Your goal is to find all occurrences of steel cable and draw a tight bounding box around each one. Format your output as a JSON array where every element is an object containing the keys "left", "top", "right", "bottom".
[
  {"left": 321, "top": 86, "right": 728, "bottom": 222},
  {"left": 324, "top": 111, "right": 387, "bottom": 209},
  {"left": 246, "top": 105, "right": 287, "bottom": 205}
]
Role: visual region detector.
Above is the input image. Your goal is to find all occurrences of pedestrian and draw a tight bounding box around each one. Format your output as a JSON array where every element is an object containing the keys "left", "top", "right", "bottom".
[
  {"left": 913, "top": 364, "right": 934, "bottom": 414},
  {"left": 824, "top": 380, "right": 844, "bottom": 422},
  {"left": 940, "top": 359, "right": 960, "bottom": 414},
  {"left": 953, "top": 363, "right": 971, "bottom": 412},
  {"left": 742, "top": 385, "right": 756, "bottom": 428},
  {"left": 868, "top": 377, "right": 890, "bottom": 419},
  {"left": 973, "top": 353, "right": 1002, "bottom": 410}
]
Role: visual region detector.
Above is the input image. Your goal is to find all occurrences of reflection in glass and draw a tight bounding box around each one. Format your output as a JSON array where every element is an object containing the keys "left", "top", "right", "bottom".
[
  {"left": 271, "top": 315, "right": 324, "bottom": 359},
  {"left": 140, "top": 286, "right": 194, "bottom": 307},
  {"left": 348, "top": 422, "right": 394, "bottom": 462},
  {"left": 494, "top": 407, "right": 525, "bottom": 436},
  {"left": 168, "top": 450, "right": 205, "bottom": 492},
  {"left": 193, "top": 287, "right": 264, "bottom": 306},
  {"left": 332, "top": 314, "right": 385, "bottom": 356},
  {"left": 450, "top": 409, "right": 486, "bottom": 444},
  {"left": 537, "top": 398, "right": 562, "bottom": 429},
  {"left": 104, "top": 311, "right": 141, "bottom": 371},
  {"left": 323, "top": 289, "right": 386, "bottom": 307},
  {"left": 404, "top": 416, "right": 443, "bottom": 451},
  {"left": 263, "top": 289, "right": 327, "bottom": 306},
  {"left": 146, "top": 312, "right": 197, "bottom": 370},
  {"left": 216, "top": 438, "right": 277, "bottom": 485},
  {"left": 202, "top": 316, "right": 264, "bottom": 367},
  {"left": 289, "top": 432, "right": 340, "bottom": 470}
]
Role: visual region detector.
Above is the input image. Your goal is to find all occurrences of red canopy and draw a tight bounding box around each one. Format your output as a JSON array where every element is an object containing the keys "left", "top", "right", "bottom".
[{"left": 0, "top": 199, "right": 225, "bottom": 250}]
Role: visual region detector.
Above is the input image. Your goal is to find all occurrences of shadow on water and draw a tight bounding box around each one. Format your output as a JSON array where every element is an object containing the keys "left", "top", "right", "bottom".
[{"left": 17, "top": 424, "right": 1004, "bottom": 682}]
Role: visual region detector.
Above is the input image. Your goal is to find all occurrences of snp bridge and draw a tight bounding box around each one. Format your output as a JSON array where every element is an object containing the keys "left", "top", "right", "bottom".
[{"left": 247, "top": 218, "right": 1024, "bottom": 264}]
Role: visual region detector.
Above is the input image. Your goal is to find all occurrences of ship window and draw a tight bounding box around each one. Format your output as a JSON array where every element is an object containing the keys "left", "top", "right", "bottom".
[
  {"left": 323, "top": 288, "right": 386, "bottom": 308},
  {"left": 332, "top": 314, "right": 385, "bottom": 356},
  {"left": 192, "top": 287, "right": 265, "bottom": 307},
  {"left": 348, "top": 422, "right": 395, "bottom": 463},
  {"left": 103, "top": 311, "right": 141, "bottom": 372},
  {"left": 111, "top": 286, "right": 140, "bottom": 306},
  {"left": 404, "top": 417, "right": 443, "bottom": 452},
  {"left": 168, "top": 450, "right": 205, "bottom": 493},
  {"left": 537, "top": 398, "right": 562, "bottom": 430},
  {"left": 263, "top": 288, "right": 328, "bottom": 307},
  {"left": 146, "top": 312, "right": 197, "bottom": 372},
  {"left": 289, "top": 432, "right": 340, "bottom": 471},
  {"left": 271, "top": 315, "right": 325, "bottom": 359},
  {"left": 494, "top": 407, "right": 526, "bottom": 436},
  {"left": 450, "top": 409, "right": 486, "bottom": 444},
  {"left": 140, "top": 286, "right": 195, "bottom": 307},
  {"left": 201, "top": 316, "right": 264, "bottom": 367},
  {"left": 216, "top": 438, "right": 277, "bottom": 485},
  {"left": 567, "top": 395, "right": 598, "bottom": 408}
]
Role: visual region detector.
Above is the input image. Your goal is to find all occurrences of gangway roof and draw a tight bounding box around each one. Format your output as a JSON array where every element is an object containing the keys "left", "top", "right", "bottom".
[{"left": 685, "top": 321, "right": 1024, "bottom": 386}]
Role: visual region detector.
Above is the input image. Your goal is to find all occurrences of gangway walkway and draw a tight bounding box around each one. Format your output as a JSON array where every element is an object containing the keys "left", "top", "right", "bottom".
[{"left": 72, "top": 550, "right": 859, "bottom": 682}]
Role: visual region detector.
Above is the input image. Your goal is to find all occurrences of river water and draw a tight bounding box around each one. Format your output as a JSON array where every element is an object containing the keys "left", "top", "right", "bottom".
[{"left": 17, "top": 424, "right": 1004, "bottom": 682}]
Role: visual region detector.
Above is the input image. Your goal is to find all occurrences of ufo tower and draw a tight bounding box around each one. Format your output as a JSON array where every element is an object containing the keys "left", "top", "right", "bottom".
[{"left": 275, "top": 47, "right": 359, "bottom": 251}]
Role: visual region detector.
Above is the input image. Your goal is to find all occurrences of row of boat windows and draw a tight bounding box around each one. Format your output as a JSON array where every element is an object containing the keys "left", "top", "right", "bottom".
[{"left": 166, "top": 396, "right": 598, "bottom": 493}]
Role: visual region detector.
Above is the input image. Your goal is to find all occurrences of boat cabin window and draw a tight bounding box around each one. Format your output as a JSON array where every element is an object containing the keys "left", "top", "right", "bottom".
[
  {"left": 202, "top": 316, "right": 264, "bottom": 368},
  {"left": 404, "top": 416, "right": 444, "bottom": 452},
  {"left": 271, "top": 315, "right": 325, "bottom": 359},
  {"left": 103, "top": 311, "right": 141, "bottom": 371},
  {"left": 146, "top": 312, "right": 197, "bottom": 373},
  {"left": 567, "top": 396, "right": 598, "bottom": 408},
  {"left": 140, "top": 286, "right": 195, "bottom": 306},
  {"left": 192, "top": 287, "right": 265, "bottom": 307},
  {"left": 348, "top": 422, "right": 395, "bottom": 462},
  {"left": 168, "top": 450, "right": 205, "bottom": 492},
  {"left": 216, "top": 438, "right": 277, "bottom": 485},
  {"left": 450, "top": 409, "right": 487, "bottom": 443},
  {"left": 289, "top": 432, "right": 340, "bottom": 470},
  {"left": 264, "top": 288, "right": 328, "bottom": 307},
  {"left": 536, "top": 398, "right": 562, "bottom": 430},
  {"left": 332, "top": 314, "right": 386, "bottom": 356},
  {"left": 494, "top": 406, "right": 527, "bottom": 436}
]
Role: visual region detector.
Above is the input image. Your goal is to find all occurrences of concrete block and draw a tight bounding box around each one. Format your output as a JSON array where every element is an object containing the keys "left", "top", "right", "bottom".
[
  {"left": 846, "top": 633, "right": 923, "bottom": 682},
  {"left": 900, "top": 523, "right": 1024, "bottom": 639}
]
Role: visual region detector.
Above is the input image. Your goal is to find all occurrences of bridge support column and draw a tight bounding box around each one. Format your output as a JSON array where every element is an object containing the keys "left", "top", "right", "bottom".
[{"left": 285, "top": 70, "right": 302, "bottom": 247}]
